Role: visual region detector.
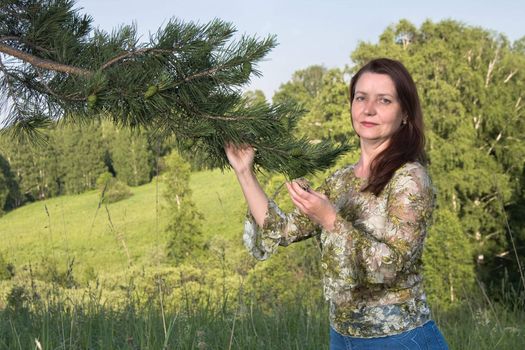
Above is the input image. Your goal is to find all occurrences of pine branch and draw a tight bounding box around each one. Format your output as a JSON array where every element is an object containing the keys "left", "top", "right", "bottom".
[
  {"left": 0, "top": 0, "right": 350, "bottom": 178},
  {"left": 100, "top": 48, "right": 174, "bottom": 70},
  {"left": 0, "top": 40, "right": 176, "bottom": 77},
  {"left": 0, "top": 42, "right": 92, "bottom": 76},
  {"left": 0, "top": 35, "right": 53, "bottom": 55}
]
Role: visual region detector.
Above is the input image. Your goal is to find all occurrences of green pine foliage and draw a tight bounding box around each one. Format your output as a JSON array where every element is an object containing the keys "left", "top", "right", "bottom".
[{"left": 0, "top": 0, "right": 348, "bottom": 179}]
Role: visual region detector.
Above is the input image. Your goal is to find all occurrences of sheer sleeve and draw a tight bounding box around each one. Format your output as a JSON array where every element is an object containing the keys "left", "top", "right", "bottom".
[{"left": 243, "top": 172, "right": 340, "bottom": 261}]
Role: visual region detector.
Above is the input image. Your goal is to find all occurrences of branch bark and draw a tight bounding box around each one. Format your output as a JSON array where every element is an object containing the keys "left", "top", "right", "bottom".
[
  {"left": 0, "top": 39, "right": 174, "bottom": 77},
  {"left": 503, "top": 69, "right": 517, "bottom": 83},
  {"left": 0, "top": 42, "right": 92, "bottom": 77},
  {"left": 100, "top": 48, "right": 173, "bottom": 70},
  {"left": 485, "top": 46, "right": 500, "bottom": 87}
]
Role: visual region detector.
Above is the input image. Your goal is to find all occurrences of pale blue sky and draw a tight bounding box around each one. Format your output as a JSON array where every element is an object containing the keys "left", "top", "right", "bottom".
[{"left": 77, "top": 0, "right": 524, "bottom": 99}]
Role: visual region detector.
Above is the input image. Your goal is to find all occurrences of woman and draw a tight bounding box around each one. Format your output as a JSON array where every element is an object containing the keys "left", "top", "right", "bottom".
[{"left": 225, "top": 58, "right": 449, "bottom": 349}]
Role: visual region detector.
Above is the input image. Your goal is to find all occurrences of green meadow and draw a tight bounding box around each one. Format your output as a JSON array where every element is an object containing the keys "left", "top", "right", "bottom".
[
  {"left": 0, "top": 169, "right": 524, "bottom": 349},
  {"left": 0, "top": 169, "right": 244, "bottom": 277}
]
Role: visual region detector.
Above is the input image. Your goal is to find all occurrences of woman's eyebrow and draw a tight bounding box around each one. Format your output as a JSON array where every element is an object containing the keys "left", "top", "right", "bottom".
[
  {"left": 377, "top": 93, "right": 396, "bottom": 98},
  {"left": 355, "top": 91, "right": 396, "bottom": 97}
]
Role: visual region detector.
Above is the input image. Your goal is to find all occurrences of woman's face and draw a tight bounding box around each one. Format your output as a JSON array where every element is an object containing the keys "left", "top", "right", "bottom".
[{"left": 351, "top": 72, "right": 404, "bottom": 145}]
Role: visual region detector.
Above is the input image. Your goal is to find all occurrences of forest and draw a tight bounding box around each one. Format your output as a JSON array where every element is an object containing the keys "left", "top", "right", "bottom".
[{"left": 0, "top": 2, "right": 524, "bottom": 348}]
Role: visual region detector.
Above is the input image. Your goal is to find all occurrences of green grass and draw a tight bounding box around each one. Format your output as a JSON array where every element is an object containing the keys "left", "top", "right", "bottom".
[
  {"left": 0, "top": 169, "right": 245, "bottom": 277},
  {"left": 0, "top": 285, "right": 329, "bottom": 350},
  {"left": 0, "top": 283, "right": 523, "bottom": 350}
]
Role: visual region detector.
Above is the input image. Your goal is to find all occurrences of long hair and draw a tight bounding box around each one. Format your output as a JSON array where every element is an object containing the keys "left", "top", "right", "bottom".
[{"left": 349, "top": 58, "right": 426, "bottom": 196}]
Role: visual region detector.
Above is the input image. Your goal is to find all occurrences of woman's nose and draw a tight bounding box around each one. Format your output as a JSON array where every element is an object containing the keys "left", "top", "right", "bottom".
[{"left": 363, "top": 99, "right": 376, "bottom": 115}]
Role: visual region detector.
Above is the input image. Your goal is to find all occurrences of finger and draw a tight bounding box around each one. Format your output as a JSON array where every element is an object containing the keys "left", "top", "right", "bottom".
[
  {"left": 286, "top": 182, "right": 301, "bottom": 201},
  {"left": 286, "top": 182, "right": 298, "bottom": 196},
  {"left": 290, "top": 195, "right": 308, "bottom": 214},
  {"left": 287, "top": 182, "right": 309, "bottom": 200},
  {"left": 290, "top": 181, "right": 312, "bottom": 200},
  {"left": 286, "top": 183, "right": 309, "bottom": 207},
  {"left": 307, "top": 189, "right": 327, "bottom": 200}
]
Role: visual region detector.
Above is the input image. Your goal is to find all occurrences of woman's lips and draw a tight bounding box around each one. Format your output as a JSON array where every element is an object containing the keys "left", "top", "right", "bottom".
[{"left": 361, "top": 122, "right": 378, "bottom": 127}]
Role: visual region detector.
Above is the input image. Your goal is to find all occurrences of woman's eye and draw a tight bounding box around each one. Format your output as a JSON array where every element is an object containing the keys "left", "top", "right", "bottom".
[
  {"left": 379, "top": 98, "right": 391, "bottom": 104},
  {"left": 354, "top": 96, "right": 365, "bottom": 102}
]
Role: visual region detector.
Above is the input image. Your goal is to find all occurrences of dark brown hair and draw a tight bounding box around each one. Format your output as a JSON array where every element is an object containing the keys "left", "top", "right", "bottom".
[{"left": 349, "top": 58, "right": 426, "bottom": 196}]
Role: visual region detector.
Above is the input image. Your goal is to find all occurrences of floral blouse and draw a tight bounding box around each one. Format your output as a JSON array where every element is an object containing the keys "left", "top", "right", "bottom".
[{"left": 244, "top": 162, "right": 435, "bottom": 337}]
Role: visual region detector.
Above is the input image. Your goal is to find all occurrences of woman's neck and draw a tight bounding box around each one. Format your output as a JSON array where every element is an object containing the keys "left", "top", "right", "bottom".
[{"left": 355, "top": 138, "right": 390, "bottom": 178}]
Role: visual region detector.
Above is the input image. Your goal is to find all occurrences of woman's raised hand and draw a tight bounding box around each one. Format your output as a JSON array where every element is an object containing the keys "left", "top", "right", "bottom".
[
  {"left": 224, "top": 143, "right": 255, "bottom": 174},
  {"left": 224, "top": 143, "right": 268, "bottom": 226},
  {"left": 286, "top": 181, "right": 337, "bottom": 231}
]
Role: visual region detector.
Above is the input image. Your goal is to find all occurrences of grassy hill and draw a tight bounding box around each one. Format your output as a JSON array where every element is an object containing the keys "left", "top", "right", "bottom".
[{"left": 0, "top": 169, "right": 246, "bottom": 277}]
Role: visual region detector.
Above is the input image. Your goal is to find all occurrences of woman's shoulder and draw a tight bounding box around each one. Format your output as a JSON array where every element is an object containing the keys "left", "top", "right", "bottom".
[
  {"left": 396, "top": 161, "right": 428, "bottom": 176},
  {"left": 391, "top": 162, "right": 432, "bottom": 190}
]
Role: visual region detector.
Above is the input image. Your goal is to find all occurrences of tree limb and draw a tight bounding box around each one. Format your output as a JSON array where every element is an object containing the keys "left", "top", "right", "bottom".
[
  {"left": 503, "top": 69, "right": 517, "bottom": 83},
  {"left": 0, "top": 36, "right": 177, "bottom": 75},
  {"left": 183, "top": 65, "right": 224, "bottom": 83},
  {"left": 100, "top": 48, "right": 174, "bottom": 70},
  {"left": 0, "top": 35, "right": 52, "bottom": 54},
  {"left": 0, "top": 42, "right": 92, "bottom": 77},
  {"left": 485, "top": 46, "right": 500, "bottom": 87}
]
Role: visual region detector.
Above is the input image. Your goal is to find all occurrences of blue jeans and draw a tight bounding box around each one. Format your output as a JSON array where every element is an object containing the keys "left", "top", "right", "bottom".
[{"left": 330, "top": 320, "right": 449, "bottom": 350}]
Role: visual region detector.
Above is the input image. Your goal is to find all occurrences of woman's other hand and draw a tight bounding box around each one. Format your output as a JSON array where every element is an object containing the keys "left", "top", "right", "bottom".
[{"left": 286, "top": 181, "right": 336, "bottom": 231}]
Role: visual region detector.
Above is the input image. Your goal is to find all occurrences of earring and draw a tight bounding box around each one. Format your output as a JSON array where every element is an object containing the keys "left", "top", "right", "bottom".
[{"left": 402, "top": 119, "right": 407, "bottom": 125}]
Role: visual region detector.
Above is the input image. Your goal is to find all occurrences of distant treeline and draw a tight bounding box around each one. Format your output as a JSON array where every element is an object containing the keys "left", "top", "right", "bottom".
[{"left": 0, "top": 122, "right": 169, "bottom": 210}]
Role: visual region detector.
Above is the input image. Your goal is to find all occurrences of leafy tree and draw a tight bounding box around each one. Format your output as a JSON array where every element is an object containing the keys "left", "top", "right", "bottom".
[
  {"left": 0, "top": 130, "right": 61, "bottom": 202},
  {"left": 163, "top": 151, "right": 206, "bottom": 263},
  {"left": 295, "top": 68, "right": 354, "bottom": 145},
  {"left": 423, "top": 209, "right": 475, "bottom": 307},
  {"left": 0, "top": 165, "right": 7, "bottom": 214},
  {"left": 96, "top": 171, "right": 133, "bottom": 204},
  {"left": 108, "top": 127, "right": 153, "bottom": 186},
  {"left": 0, "top": 154, "right": 19, "bottom": 212},
  {"left": 57, "top": 122, "right": 107, "bottom": 194},
  {"left": 0, "top": 0, "right": 347, "bottom": 179},
  {"left": 243, "top": 89, "right": 267, "bottom": 107},
  {"left": 272, "top": 65, "right": 327, "bottom": 108}
]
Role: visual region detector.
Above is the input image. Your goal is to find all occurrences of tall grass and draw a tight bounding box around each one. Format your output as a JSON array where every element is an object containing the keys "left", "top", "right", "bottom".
[
  {"left": 1, "top": 278, "right": 524, "bottom": 349},
  {"left": 0, "top": 280, "right": 329, "bottom": 350}
]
